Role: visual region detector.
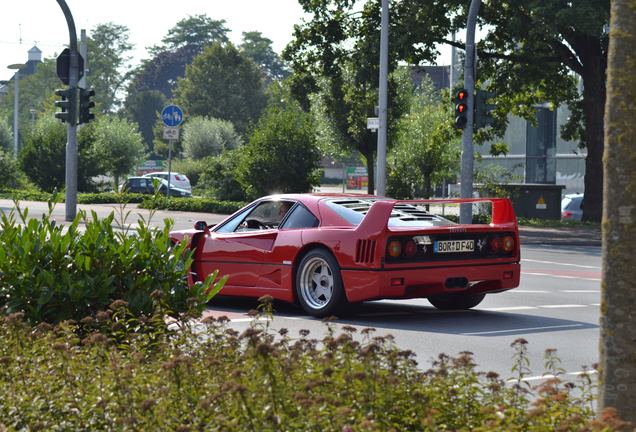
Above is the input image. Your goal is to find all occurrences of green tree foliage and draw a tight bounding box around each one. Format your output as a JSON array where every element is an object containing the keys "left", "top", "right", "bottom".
[
  {"left": 124, "top": 90, "right": 167, "bottom": 154},
  {"left": 387, "top": 77, "right": 460, "bottom": 199},
  {"left": 87, "top": 22, "right": 134, "bottom": 112},
  {"left": 150, "top": 14, "right": 229, "bottom": 55},
  {"left": 237, "top": 102, "right": 320, "bottom": 198},
  {"left": 92, "top": 116, "right": 145, "bottom": 187},
  {"left": 175, "top": 43, "right": 266, "bottom": 136},
  {"left": 19, "top": 117, "right": 101, "bottom": 192},
  {"left": 182, "top": 116, "right": 241, "bottom": 160},
  {"left": 197, "top": 151, "right": 247, "bottom": 201},
  {"left": 240, "top": 31, "right": 289, "bottom": 82},
  {"left": 599, "top": 0, "right": 636, "bottom": 423},
  {"left": 474, "top": 0, "right": 610, "bottom": 222},
  {"left": 0, "top": 119, "right": 12, "bottom": 152},
  {"left": 284, "top": 0, "right": 419, "bottom": 194},
  {"left": 0, "top": 149, "right": 29, "bottom": 189}
]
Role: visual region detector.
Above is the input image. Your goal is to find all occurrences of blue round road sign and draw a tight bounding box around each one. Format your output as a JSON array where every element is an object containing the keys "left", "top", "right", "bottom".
[{"left": 161, "top": 105, "right": 184, "bottom": 127}]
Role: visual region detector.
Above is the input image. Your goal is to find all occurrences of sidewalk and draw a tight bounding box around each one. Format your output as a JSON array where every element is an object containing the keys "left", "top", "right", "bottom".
[{"left": 518, "top": 225, "right": 601, "bottom": 247}]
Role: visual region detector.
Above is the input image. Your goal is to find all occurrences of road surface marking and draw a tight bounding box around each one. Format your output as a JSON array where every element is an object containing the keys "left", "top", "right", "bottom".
[
  {"left": 560, "top": 290, "right": 600, "bottom": 293},
  {"left": 507, "top": 370, "right": 597, "bottom": 383},
  {"left": 521, "top": 258, "right": 600, "bottom": 269},
  {"left": 522, "top": 271, "right": 601, "bottom": 282},
  {"left": 539, "top": 304, "right": 587, "bottom": 308},
  {"left": 480, "top": 306, "right": 538, "bottom": 311},
  {"left": 462, "top": 323, "right": 584, "bottom": 336},
  {"left": 511, "top": 290, "right": 550, "bottom": 293}
]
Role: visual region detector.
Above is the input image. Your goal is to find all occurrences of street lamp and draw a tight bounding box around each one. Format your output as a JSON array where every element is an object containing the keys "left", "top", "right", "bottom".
[{"left": 7, "top": 63, "right": 26, "bottom": 158}]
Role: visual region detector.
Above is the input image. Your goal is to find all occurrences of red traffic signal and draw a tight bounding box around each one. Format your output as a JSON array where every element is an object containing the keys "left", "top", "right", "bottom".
[{"left": 453, "top": 88, "right": 468, "bottom": 129}]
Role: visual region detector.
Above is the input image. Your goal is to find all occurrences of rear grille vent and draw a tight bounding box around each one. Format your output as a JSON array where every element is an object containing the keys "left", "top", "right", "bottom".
[{"left": 356, "top": 240, "right": 376, "bottom": 263}]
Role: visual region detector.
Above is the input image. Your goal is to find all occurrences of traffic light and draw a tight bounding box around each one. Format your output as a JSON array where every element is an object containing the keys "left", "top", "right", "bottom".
[
  {"left": 79, "top": 88, "right": 96, "bottom": 124},
  {"left": 54, "top": 87, "right": 76, "bottom": 125},
  {"left": 474, "top": 90, "right": 496, "bottom": 130},
  {"left": 453, "top": 88, "right": 468, "bottom": 129}
]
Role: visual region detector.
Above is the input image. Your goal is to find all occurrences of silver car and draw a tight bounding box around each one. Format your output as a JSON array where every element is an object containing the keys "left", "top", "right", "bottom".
[
  {"left": 143, "top": 171, "right": 192, "bottom": 193},
  {"left": 561, "top": 193, "right": 583, "bottom": 221}
]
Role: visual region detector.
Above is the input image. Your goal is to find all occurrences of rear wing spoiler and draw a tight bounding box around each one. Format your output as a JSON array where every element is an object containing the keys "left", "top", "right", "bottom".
[{"left": 355, "top": 197, "right": 517, "bottom": 235}]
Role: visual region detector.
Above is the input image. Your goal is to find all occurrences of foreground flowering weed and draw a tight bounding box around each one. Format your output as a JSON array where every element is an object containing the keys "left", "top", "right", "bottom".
[{"left": 0, "top": 302, "right": 628, "bottom": 432}]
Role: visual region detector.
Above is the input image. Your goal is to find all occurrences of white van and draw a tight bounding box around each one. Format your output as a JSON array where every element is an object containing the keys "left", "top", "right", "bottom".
[{"left": 143, "top": 172, "right": 192, "bottom": 193}]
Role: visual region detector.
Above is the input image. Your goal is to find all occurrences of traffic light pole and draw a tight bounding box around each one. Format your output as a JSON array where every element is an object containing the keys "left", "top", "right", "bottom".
[
  {"left": 459, "top": 0, "right": 481, "bottom": 224},
  {"left": 56, "top": 0, "right": 79, "bottom": 222}
]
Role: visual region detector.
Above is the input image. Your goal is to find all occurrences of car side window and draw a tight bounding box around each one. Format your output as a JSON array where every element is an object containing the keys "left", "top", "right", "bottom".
[{"left": 280, "top": 204, "right": 319, "bottom": 229}]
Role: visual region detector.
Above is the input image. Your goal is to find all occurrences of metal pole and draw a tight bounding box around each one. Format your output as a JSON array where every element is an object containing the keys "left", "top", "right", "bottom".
[
  {"left": 13, "top": 70, "right": 19, "bottom": 158},
  {"left": 56, "top": 0, "right": 79, "bottom": 222},
  {"left": 79, "top": 29, "right": 87, "bottom": 89},
  {"left": 459, "top": 0, "right": 481, "bottom": 224},
  {"left": 167, "top": 139, "right": 173, "bottom": 198},
  {"left": 376, "top": 0, "right": 389, "bottom": 196}
]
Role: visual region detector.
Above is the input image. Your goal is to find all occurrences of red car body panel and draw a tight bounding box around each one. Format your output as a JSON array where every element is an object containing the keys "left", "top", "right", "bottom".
[{"left": 170, "top": 194, "right": 521, "bottom": 305}]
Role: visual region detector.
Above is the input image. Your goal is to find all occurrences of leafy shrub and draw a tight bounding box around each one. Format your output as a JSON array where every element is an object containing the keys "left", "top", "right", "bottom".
[
  {"left": 197, "top": 150, "right": 248, "bottom": 201},
  {"left": 78, "top": 192, "right": 147, "bottom": 204},
  {"left": 182, "top": 116, "right": 241, "bottom": 159},
  {"left": 140, "top": 195, "right": 245, "bottom": 214},
  {"left": 0, "top": 202, "right": 219, "bottom": 324},
  {"left": 0, "top": 304, "right": 625, "bottom": 431}
]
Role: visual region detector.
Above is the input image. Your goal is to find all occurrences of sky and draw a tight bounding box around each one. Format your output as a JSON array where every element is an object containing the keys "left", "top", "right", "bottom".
[{"left": 0, "top": 0, "right": 308, "bottom": 81}]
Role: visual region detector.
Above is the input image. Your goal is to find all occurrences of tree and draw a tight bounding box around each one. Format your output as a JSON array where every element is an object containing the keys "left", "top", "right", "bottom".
[
  {"left": 0, "top": 120, "right": 12, "bottom": 152},
  {"left": 237, "top": 102, "right": 320, "bottom": 199},
  {"left": 0, "top": 149, "right": 29, "bottom": 189},
  {"left": 92, "top": 116, "right": 145, "bottom": 187},
  {"left": 198, "top": 151, "right": 247, "bottom": 201},
  {"left": 283, "top": 0, "right": 419, "bottom": 194},
  {"left": 599, "top": 0, "right": 636, "bottom": 424},
  {"left": 149, "top": 14, "right": 229, "bottom": 55},
  {"left": 182, "top": 116, "right": 241, "bottom": 160},
  {"left": 19, "top": 116, "right": 101, "bottom": 192},
  {"left": 174, "top": 43, "right": 266, "bottom": 136},
  {"left": 473, "top": 0, "right": 610, "bottom": 222},
  {"left": 387, "top": 76, "right": 460, "bottom": 199},
  {"left": 124, "top": 90, "right": 167, "bottom": 154},
  {"left": 240, "top": 31, "right": 289, "bottom": 82},
  {"left": 87, "top": 22, "right": 134, "bottom": 112}
]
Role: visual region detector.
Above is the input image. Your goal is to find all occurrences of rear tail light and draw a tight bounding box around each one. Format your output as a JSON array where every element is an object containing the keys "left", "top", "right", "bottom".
[
  {"left": 387, "top": 240, "right": 402, "bottom": 258},
  {"left": 489, "top": 237, "right": 500, "bottom": 253},
  {"left": 502, "top": 235, "right": 514, "bottom": 253},
  {"left": 403, "top": 239, "right": 417, "bottom": 258},
  {"left": 175, "top": 175, "right": 182, "bottom": 180},
  {"left": 562, "top": 211, "right": 572, "bottom": 218}
]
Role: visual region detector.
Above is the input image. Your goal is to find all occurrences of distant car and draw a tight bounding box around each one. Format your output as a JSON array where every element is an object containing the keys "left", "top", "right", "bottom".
[
  {"left": 169, "top": 194, "right": 521, "bottom": 317},
  {"left": 143, "top": 172, "right": 191, "bottom": 193},
  {"left": 561, "top": 193, "right": 583, "bottom": 221},
  {"left": 121, "top": 176, "right": 192, "bottom": 197}
]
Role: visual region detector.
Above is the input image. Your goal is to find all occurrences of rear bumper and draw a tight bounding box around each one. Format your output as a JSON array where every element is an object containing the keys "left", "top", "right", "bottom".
[{"left": 341, "top": 262, "right": 520, "bottom": 303}]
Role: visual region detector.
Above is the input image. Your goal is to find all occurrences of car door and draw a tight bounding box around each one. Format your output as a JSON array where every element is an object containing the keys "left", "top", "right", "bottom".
[{"left": 197, "top": 201, "right": 285, "bottom": 293}]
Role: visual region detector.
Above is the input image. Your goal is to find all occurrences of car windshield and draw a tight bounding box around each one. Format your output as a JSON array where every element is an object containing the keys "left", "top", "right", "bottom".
[{"left": 324, "top": 199, "right": 455, "bottom": 227}]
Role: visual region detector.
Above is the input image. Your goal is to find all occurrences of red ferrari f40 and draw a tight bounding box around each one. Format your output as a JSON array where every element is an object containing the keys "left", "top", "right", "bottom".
[{"left": 169, "top": 194, "right": 520, "bottom": 317}]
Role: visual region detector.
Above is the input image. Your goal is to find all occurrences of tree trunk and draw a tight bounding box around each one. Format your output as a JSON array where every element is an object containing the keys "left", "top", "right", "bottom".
[
  {"left": 599, "top": 0, "right": 636, "bottom": 424},
  {"left": 581, "top": 48, "right": 607, "bottom": 223}
]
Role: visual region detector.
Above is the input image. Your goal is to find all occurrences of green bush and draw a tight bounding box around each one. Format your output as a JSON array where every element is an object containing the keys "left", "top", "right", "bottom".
[
  {"left": 0, "top": 305, "right": 624, "bottom": 431},
  {"left": 0, "top": 202, "right": 219, "bottom": 324},
  {"left": 140, "top": 195, "right": 245, "bottom": 214},
  {"left": 78, "top": 192, "right": 147, "bottom": 204}
]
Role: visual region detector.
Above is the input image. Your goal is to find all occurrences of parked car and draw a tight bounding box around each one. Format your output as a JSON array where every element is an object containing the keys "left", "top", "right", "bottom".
[
  {"left": 121, "top": 176, "right": 192, "bottom": 197},
  {"left": 169, "top": 194, "right": 521, "bottom": 317},
  {"left": 561, "top": 193, "right": 584, "bottom": 221},
  {"left": 143, "top": 172, "right": 191, "bottom": 193}
]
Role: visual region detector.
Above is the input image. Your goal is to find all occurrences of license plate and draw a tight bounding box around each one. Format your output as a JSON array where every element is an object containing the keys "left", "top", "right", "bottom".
[{"left": 434, "top": 239, "right": 475, "bottom": 253}]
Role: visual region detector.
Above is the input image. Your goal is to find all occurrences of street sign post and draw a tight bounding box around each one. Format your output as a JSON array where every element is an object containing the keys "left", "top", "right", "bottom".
[
  {"left": 161, "top": 105, "right": 184, "bottom": 198},
  {"left": 367, "top": 117, "right": 379, "bottom": 131}
]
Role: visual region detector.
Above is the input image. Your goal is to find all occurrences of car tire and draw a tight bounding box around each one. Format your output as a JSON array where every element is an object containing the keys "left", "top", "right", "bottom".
[
  {"left": 427, "top": 292, "right": 486, "bottom": 310},
  {"left": 295, "top": 249, "right": 348, "bottom": 317}
]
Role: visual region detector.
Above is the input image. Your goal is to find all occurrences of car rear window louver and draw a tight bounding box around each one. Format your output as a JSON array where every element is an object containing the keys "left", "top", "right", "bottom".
[
  {"left": 356, "top": 239, "right": 376, "bottom": 263},
  {"left": 332, "top": 199, "right": 436, "bottom": 222}
]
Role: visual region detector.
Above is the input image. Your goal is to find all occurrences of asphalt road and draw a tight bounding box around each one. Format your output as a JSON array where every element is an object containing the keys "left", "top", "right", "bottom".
[{"left": 2, "top": 199, "right": 601, "bottom": 383}]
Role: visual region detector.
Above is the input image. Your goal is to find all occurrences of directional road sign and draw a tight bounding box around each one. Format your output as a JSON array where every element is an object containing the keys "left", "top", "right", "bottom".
[{"left": 161, "top": 105, "right": 184, "bottom": 127}]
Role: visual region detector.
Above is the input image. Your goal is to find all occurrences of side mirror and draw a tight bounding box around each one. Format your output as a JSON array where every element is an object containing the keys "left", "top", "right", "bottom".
[{"left": 194, "top": 220, "right": 211, "bottom": 234}]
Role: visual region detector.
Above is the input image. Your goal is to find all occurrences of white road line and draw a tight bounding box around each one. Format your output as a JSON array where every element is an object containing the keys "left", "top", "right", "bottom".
[
  {"left": 539, "top": 304, "right": 587, "bottom": 308},
  {"left": 507, "top": 370, "right": 597, "bottom": 383},
  {"left": 511, "top": 290, "right": 550, "bottom": 293},
  {"left": 462, "top": 323, "right": 584, "bottom": 336},
  {"left": 522, "top": 258, "right": 601, "bottom": 269},
  {"left": 560, "top": 290, "right": 600, "bottom": 293},
  {"left": 480, "top": 306, "right": 538, "bottom": 312},
  {"left": 522, "top": 271, "right": 601, "bottom": 282}
]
